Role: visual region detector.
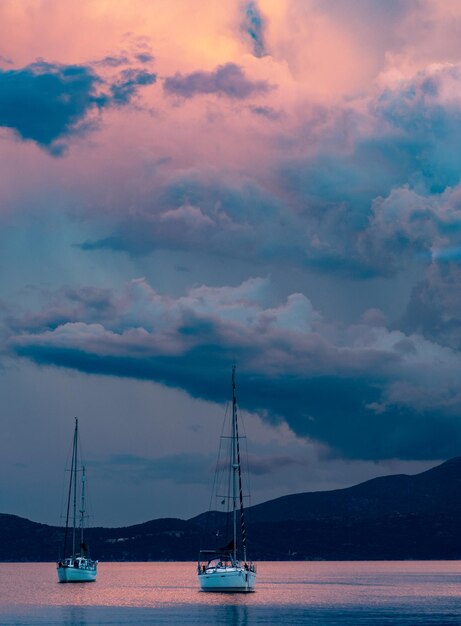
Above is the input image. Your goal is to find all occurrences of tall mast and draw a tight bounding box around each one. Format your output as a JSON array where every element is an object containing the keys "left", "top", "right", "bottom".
[
  {"left": 72, "top": 417, "right": 78, "bottom": 557},
  {"left": 80, "top": 466, "right": 86, "bottom": 553},
  {"left": 235, "top": 389, "right": 247, "bottom": 563},
  {"left": 63, "top": 418, "right": 77, "bottom": 558},
  {"left": 232, "top": 366, "right": 237, "bottom": 563}
]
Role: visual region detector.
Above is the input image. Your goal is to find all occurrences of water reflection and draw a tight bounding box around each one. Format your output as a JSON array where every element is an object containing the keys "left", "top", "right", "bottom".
[
  {"left": 218, "top": 604, "right": 249, "bottom": 626},
  {"left": 1, "top": 562, "right": 461, "bottom": 625},
  {"left": 57, "top": 602, "right": 250, "bottom": 626},
  {"left": 62, "top": 606, "right": 87, "bottom": 626}
]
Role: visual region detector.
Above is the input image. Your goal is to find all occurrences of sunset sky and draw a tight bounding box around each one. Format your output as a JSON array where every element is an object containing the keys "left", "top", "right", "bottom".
[{"left": 2, "top": 0, "right": 461, "bottom": 526}]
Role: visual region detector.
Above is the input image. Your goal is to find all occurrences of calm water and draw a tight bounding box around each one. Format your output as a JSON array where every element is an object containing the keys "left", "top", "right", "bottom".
[{"left": 1, "top": 561, "right": 461, "bottom": 625}]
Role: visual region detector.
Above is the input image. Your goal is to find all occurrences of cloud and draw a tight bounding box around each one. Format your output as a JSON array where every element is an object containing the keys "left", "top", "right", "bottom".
[
  {"left": 0, "top": 58, "right": 156, "bottom": 154},
  {"left": 163, "top": 63, "right": 272, "bottom": 99},
  {"left": 373, "top": 64, "right": 461, "bottom": 192},
  {"left": 5, "top": 286, "right": 117, "bottom": 334},
  {"left": 240, "top": 1, "right": 267, "bottom": 58},
  {"left": 0, "top": 61, "right": 103, "bottom": 154},
  {"left": 275, "top": 62, "right": 461, "bottom": 276},
  {"left": 248, "top": 105, "right": 282, "bottom": 120},
  {"left": 135, "top": 53, "right": 155, "bottom": 64},
  {"left": 313, "top": 0, "right": 409, "bottom": 54},
  {"left": 97, "top": 55, "right": 131, "bottom": 68},
  {"left": 69, "top": 61, "right": 461, "bottom": 281},
  {"left": 78, "top": 173, "right": 309, "bottom": 261},
  {"left": 7, "top": 277, "right": 461, "bottom": 461},
  {"left": 400, "top": 261, "right": 461, "bottom": 350},
  {"left": 109, "top": 68, "right": 156, "bottom": 105}
]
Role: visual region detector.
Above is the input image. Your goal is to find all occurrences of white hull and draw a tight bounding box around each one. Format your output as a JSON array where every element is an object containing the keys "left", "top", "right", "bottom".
[
  {"left": 57, "top": 565, "right": 97, "bottom": 583},
  {"left": 199, "top": 567, "right": 256, "bottom": 592}
]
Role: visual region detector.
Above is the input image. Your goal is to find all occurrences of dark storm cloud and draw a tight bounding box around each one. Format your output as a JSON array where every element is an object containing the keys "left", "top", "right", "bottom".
[
  {"left": 163, "top": 63, "right": 272, "bottom": 99},
  {"left": 7, "top": 277, "right": 461, "bottom": 461},
  {"left": 0, "top": 59, "right": 156, "bottom": 153},
  {"left": 109, "top": 68, "right": 156, "bottom": 105},
  {"left": 240, "top": 2, "right": 268, "bottom": 58},
  {"left": 0, "top": 61, "right": 103, "bottom": 153}
]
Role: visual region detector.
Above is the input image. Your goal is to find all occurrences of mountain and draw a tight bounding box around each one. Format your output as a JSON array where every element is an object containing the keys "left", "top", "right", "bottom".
[
  {"left": 3, "top": 458, "right": 461, "bottom": 561},
  {"left": 249, "top": 456, "right": 461, "bottom": 522}
]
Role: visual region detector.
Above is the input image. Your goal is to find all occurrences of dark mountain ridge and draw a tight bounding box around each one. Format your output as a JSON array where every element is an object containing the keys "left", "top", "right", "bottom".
[
  {"left": 248, "top": 456, "right": 461, "bottom": 522},
  {"left": 3, "top": 458, "right": 461, "bottom": 561}
]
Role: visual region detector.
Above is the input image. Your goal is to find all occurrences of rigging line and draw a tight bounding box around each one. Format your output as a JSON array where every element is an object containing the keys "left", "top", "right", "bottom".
[
  {"left": 235, "top": 399, "right": 247, "bottom": 562},
  {"left": 216, "top": 399, "right": 234, "bottom": 543},
  {"left": 203, "top": 400, "right": 230, "bottom": 548},
  {"left": 80, "top": 466, "right": 86, "bottom": 551},
  {"left": 58, "top": 429, "right": 73, "bottom": 530},
  {"left": 75, "top": 425, "right": 94, "bottom": 533},
  {"left": 241, "top": 414, "right": 253, "bottom": 520},
  {"left": 225, "top": 406, "right": 232, "bottom": 544}
]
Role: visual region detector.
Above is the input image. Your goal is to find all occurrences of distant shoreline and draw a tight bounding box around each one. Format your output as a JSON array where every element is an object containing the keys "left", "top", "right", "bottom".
[{"left": 3, "top": 458, "right": 461, "bottom": 562}]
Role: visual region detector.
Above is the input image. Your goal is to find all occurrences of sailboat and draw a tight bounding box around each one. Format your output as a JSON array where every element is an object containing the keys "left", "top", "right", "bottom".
[
  {"left": 57, "top": 418, "right": 98, "bottom": 583},
  {"left": 197, "top": 366, "right": 256, "bottom": 592}
]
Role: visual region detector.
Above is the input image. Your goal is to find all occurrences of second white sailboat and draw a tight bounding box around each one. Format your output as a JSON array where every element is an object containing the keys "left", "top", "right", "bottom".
[{"left": 197, "top": 367, "right": 256, "bottom": 592}]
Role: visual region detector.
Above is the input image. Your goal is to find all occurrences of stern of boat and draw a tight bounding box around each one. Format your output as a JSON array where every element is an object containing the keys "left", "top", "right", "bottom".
[{"left": 57, "top": 559, "right": 98, "bottom": 583}]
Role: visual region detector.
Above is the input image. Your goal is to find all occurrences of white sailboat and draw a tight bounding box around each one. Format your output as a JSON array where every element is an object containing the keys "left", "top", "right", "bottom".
[
  {"left": 197, "top": 366, "right": 256, "bottom": 592},
  {"left": 57, "top": 418, "right": 98, "bottom": 583}
]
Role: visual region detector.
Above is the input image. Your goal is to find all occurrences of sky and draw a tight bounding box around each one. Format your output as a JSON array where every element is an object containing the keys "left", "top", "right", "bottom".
[{"left": 2, "top": 0, "right": 461, "bottom": 527}]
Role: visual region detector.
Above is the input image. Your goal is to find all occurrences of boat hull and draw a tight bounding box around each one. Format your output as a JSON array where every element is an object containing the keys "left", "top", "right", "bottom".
[
  {"left": 198, "top": 567, "right": 256, "bottom": 592},
  {"left": 57, "top": 565, "right": 97, "bottom": 583}
]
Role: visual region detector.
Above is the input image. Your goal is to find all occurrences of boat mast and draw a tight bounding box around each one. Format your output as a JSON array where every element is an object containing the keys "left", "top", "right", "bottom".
[
  {"left": 79, "top": 466, "right": 86, "bottom": 554},
  {"left": 63, "top": 418, "right": 78, "bottom": 558},
  {"left": 232, "top": 366, "right": 237, "bottom": 563},
  {"left": 72, "top": 417, "right": 78, "bottom": 557},
  {"left": 234, "top": 387, "right": 247, "bottom": 563}
]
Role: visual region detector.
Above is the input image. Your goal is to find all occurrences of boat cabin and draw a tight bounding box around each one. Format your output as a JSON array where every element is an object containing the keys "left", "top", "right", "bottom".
[
  {"left": 198, "top": 550, "right": 255, "bottom": 574},
  {"left": 58, "top": 556, "right": 96, "bottom": 570}
]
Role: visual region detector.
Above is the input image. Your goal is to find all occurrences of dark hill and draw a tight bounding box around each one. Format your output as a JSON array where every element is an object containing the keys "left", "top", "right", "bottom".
[
  {"left": 3, "top": 458, "right": 461, "bottom": 561},
  {"left": 247, "top": 456, "right": 461, "bottom": 522}
]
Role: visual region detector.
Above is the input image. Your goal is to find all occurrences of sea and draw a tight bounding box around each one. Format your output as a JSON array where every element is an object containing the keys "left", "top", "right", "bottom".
[{"left": 1, "top": 561, "right": 461, "bottom": 625}]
